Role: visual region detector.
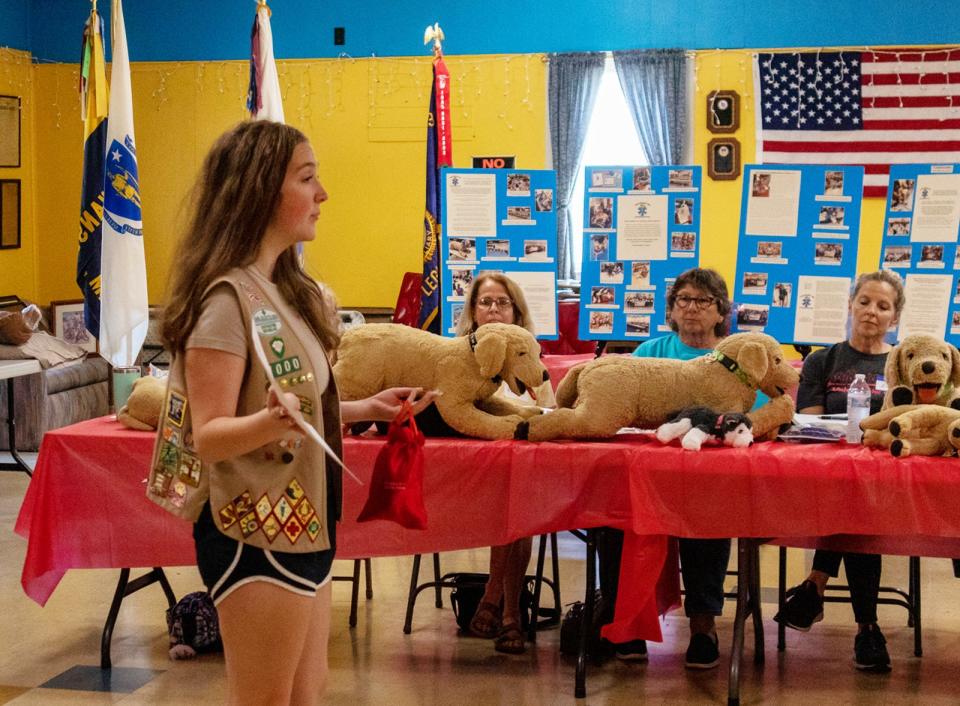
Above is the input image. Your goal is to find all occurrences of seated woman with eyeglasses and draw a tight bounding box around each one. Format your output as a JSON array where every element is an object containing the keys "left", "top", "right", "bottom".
[
  {"left": 599, "top": 268, "right": 747, "bottom": 667},
  {"left": 419, "top": 273, "right": 555, "bottom": 654}
]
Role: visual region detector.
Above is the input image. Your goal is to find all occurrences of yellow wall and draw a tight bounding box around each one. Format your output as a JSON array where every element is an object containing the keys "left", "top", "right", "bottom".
[
  {"left": 0, "top": 48, "right": 37, "bottom": 301},
  {"left": 29, "top": 53, "right": 546, "bottom": 308}
]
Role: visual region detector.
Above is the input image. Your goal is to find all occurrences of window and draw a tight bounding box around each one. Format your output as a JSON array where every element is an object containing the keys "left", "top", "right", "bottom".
[{"left": 567, "top": 55, "right": 647, "bottom": 280}]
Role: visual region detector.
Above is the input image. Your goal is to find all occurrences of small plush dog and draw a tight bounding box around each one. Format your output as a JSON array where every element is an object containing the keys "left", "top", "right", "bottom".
[{"left": 656, "top": 407, "right": 754, "bottom": 451}]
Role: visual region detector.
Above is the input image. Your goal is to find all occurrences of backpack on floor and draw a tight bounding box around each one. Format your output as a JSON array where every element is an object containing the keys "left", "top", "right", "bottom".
[{"left": 166, "top": 591, "right": 223, "bottom": 660}]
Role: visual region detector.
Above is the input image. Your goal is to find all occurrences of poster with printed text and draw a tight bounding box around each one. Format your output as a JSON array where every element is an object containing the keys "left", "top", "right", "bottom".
[
  {"left": 440, "top": 168, "right": 558, "bottom": 339},
  {"left": 733, "top": 164, "right": 864, "bottom": 344},
  {"left": 578, "top": 165, "right": 702, "bottom": 341},
  {"left": 877, "top": 163, "right": 960, "bottom": 344}
]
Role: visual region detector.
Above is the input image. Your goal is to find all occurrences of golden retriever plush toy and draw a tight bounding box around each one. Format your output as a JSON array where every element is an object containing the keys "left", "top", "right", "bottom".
[
  {"left": 117, "top": 375, "right": 167, "bottom": 431},
  {"left": 860, "top": 405, "right": 960, "bottom": 457},
  {"left": 333, "top": 322, "right": 548, "bottom": 440},
  {"left": 861, "top": 334, "right": 960, "bottom": 451},
  {"left": 519, "top": 332, "right": 798, "bottom": 441}
]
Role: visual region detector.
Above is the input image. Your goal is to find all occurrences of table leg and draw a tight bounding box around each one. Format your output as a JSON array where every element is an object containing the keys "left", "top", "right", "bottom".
[
  {"left": 727, "top": 539, "right": 750, "bottom": 706},
  {"left": 100, "top": 568, "right": 177, "bottom": 669},
  {"left": 1, "top": 378, "right": 32, "bottom": 476},
  {"left": 575, "top": 528, "right": 596, "bottom": 699}
]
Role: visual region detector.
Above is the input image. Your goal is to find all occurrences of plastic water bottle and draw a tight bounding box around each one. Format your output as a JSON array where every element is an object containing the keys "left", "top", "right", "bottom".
[{"left": 846, "top": 373, "right": 871, "bottom": 444}]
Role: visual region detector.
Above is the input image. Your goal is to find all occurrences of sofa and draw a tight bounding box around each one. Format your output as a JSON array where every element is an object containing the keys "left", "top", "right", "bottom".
[{"left": 0, "top": 342, "right": 110, "bottom": 452}]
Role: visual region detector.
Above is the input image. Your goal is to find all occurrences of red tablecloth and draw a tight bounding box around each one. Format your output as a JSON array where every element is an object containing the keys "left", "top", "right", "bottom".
[
  {"left": 17, "top": 417, "right": 960, "bottom": 645},
  {"left": 16, "top": 417, "right": 660, "bottom": 627}
]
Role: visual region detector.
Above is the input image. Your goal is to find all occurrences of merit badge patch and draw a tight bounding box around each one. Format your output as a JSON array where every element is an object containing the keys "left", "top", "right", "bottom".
[
  {"left": 261, "top": 514, "right": 281, "bottom": 543},
  {"left": 168, "top": 481, "right": 188, "bottom": 508},
  {"left": 159, "top": 442, "right": 179, "bottom": 474},
  {"left": 285, "top": 478, "right": 306, "bottom": 505},
  {"left": 253, "top": 308, "right": 282, "bottom": 336},
  {"left": 162, "top": 425, "right": 181, "bottom": 446},
  {"left": 273, "top": 496, "right": 293, "bottom": 524},
  {"left": 239, "top": 511, "right": 260, "bottom": 538},
  {"left": 178, "top": 452, "right": 202, "bottom": 488},
  {"left": 167, "top": 392, "right": 187, "bottom": 427},
  {"left": 255, "top": 493, "right": 272, "bottom": 522},
  {"left": 270, "top": 336, "right": 285, "bottom": 358},
  {"left": 149, "top": 469, "right": 172, "bottom": 496},
  {"left": 219, "top": 503, "right": 238, "bottom": 530},
  {"left": 282, "top": 515, "right": 304, "bottom": 543},
  {"left": 305, "top": 515, "right": 322, "bottom": 541},
  {"left": 270, "top": 356, "right": 302, "bottom": 379},
  {"left": 233, "top": 491, "right": 254, "bottom": 517}
]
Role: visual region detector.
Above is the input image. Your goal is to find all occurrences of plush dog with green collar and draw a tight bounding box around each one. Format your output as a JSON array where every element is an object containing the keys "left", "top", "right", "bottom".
[{"left": 518, "top": 332, "right": 797, "bottom": 442}]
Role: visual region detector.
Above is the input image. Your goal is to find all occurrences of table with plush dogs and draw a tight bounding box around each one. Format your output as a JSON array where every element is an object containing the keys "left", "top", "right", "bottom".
[{"left": 16, "top": 414, "right": 960, "bottom": 703}]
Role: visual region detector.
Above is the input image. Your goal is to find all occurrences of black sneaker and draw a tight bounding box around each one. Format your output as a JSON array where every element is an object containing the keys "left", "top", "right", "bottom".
[
  {"left": 773, "top": 580, "right": 824, "bottom": 631},
  {"left": 685, "top": 632, "right": 720, "bottom": 669},
  {"left": 854, "top": 624, "right": 891, "bottom": 672},
  {"left": 613, "top": 639, "right": 648, "bottom": 662}
]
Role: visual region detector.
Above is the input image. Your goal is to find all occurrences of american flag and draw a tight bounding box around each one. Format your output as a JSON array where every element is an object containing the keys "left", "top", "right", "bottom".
[{"left": 755, "top": 49, "right": 960, "bottom": 198}]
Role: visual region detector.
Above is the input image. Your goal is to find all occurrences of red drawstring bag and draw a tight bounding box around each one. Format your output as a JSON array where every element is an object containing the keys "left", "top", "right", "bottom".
[{"left": 356, "top": 401, "right": 427, "bottom": 529}]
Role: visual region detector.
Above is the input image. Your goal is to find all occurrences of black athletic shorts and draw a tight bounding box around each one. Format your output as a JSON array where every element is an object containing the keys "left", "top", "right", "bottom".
[{"left": 194, "top": 503, "right": 336, "bottom": 606}]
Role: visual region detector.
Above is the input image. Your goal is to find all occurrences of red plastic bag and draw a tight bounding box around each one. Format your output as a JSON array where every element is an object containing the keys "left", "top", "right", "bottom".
[{"left": 356, "top": 401, "right": 427, "bottom": 529}]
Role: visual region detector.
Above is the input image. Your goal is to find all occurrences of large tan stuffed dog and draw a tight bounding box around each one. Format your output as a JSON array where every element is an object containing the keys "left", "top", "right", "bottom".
[
  {"left": 520, "top": 332, "right": 798, "bottom": 441},
  {"left": 860, "top": 334, "right": 960, "bottom": 453},
  {"left": 333, "top": 322, "right": 548, "bottom": 440}
]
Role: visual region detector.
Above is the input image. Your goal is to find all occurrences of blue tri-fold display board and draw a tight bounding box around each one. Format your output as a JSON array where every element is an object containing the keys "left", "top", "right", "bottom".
[
  {"left": 439, "top": 167, "right": 558, "bottom": 339},
  {"left": 732, "top": 164, "right": 864, "bottom": 345},
  {"left": 577, "top": 165, "right": 702, "bottom": 341},
  {"left": 876, "top": 163, "right": 960, "bottom": 345}
]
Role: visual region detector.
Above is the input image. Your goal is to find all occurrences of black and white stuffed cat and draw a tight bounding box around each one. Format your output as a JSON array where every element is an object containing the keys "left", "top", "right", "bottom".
[{"left": 655, "top": 407, "right": 753, "bottom": 451}]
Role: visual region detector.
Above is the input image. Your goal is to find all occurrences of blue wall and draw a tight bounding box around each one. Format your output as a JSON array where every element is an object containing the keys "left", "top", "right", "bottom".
[
  {"left": 0, "top": 0, "right": 30, "bottom": 53},
  {"left": 11, "top": 0, "right": 960, "bottom": 62}
]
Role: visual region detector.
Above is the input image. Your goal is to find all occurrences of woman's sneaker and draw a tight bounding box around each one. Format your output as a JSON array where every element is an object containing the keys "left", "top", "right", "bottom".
[
  {"left": 773, "top": 580, "right": 824, "bottom": 631},
  {"left": 854, "top": 624, "right": 891, "bottom": 672},
  {"left": 685, "top": 632, "right": 720, "bottom": 669},
  {"left": 613, "top": 639, "right": 648, "bottom": 662}
]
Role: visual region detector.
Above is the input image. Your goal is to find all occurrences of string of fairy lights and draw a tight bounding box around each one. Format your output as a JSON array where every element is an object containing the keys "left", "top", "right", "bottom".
[{"left": 1, "top": 44, "right": 958, "bottom": 134}]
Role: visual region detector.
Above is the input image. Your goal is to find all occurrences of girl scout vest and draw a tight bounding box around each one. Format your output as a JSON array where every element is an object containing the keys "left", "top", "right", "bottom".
[{"left": 147, "top": 269, "right": 343, "bottom": 553}]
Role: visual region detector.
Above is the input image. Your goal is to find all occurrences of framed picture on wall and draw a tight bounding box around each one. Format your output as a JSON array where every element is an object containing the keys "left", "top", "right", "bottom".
[
  {"left": 0, "top": 179, "right": 21, "bottom": 250},
  {"left": 706, "top": 90, "right": 740, "bottom": 134},
  {"left": 707, "top": 138, "right": 741, "bottom": 181},
  {"left": 0, "top": 95, "right": 20, "bottom": 167},
  {"left": 51, "top": 299, "right": 98, "bottom": 353}
]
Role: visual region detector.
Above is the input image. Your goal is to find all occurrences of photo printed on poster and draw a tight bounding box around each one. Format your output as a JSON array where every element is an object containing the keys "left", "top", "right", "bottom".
[
  {"left": 578, "top": 164, "right": 702, "bottom": 341},
  {"left": 441, "top": 168, "right": 558, "bottom": 338},
  {"left": 733, "top": 164, "right": 864, "bottom": 344},
  {"left": 877, "top": 163, "right": 960, "bottom": 344}
]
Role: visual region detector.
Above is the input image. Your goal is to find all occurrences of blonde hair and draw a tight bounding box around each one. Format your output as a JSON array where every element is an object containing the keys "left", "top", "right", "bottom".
[
  {"left": 852, "top": 270, "right": 906, "bottom": 316},
  {"left": 455, "top": 273, "right": 535, "bottom": 336}
]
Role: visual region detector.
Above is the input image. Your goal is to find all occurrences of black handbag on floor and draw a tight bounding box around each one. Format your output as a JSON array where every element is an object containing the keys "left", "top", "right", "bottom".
[{"left": 559, "top": 591, "right": 605, "bottom": 657}]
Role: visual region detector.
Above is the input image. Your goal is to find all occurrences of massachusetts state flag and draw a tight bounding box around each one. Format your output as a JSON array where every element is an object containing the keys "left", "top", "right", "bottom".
[
  {"left": 99, "top": 0, "right": 147, "bottom": 367},
  {"left": 77, "top": 9, "right": 109, "bottom": 337},
  {"left": 247, "top": 4, "right": 284, "bottom": 122},
  {"left": 755, "top": 48, "right": 960, "bottom": 197},
  {"left": 417, "top": 55, "right": 451, "bottom": 333}
]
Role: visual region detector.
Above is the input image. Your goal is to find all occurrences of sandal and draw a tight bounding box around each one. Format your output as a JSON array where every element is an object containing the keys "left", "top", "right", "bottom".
[
  {"left": 494, "top": 620, "right": 526, "bottom": 654},
  {"left": 469, "top": 601, "right": 502, "bottom": 639}
]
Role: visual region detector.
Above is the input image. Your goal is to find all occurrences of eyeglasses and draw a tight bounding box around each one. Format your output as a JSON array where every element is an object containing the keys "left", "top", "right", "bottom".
[
  {"left": 477, "top": 297, "right": 513, "bottom": 310},
  {"left": 674, "top": 295, "right": 715, "bottom": 310}
]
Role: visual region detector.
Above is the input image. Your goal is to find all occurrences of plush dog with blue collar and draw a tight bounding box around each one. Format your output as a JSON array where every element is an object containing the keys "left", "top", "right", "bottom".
[{"left": 656, "top": 407, "right": 754, "bottom": 451}]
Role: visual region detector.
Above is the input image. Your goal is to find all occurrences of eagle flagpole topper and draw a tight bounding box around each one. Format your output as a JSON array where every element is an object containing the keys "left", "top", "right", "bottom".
[{"left": 416, "top": 23, "right": 451, "bottom": 333}]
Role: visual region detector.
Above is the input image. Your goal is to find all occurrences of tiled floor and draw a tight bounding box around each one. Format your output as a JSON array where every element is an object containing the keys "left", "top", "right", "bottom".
[{"left": 3, "top": 454, "right": 960, "bottom": 704}]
